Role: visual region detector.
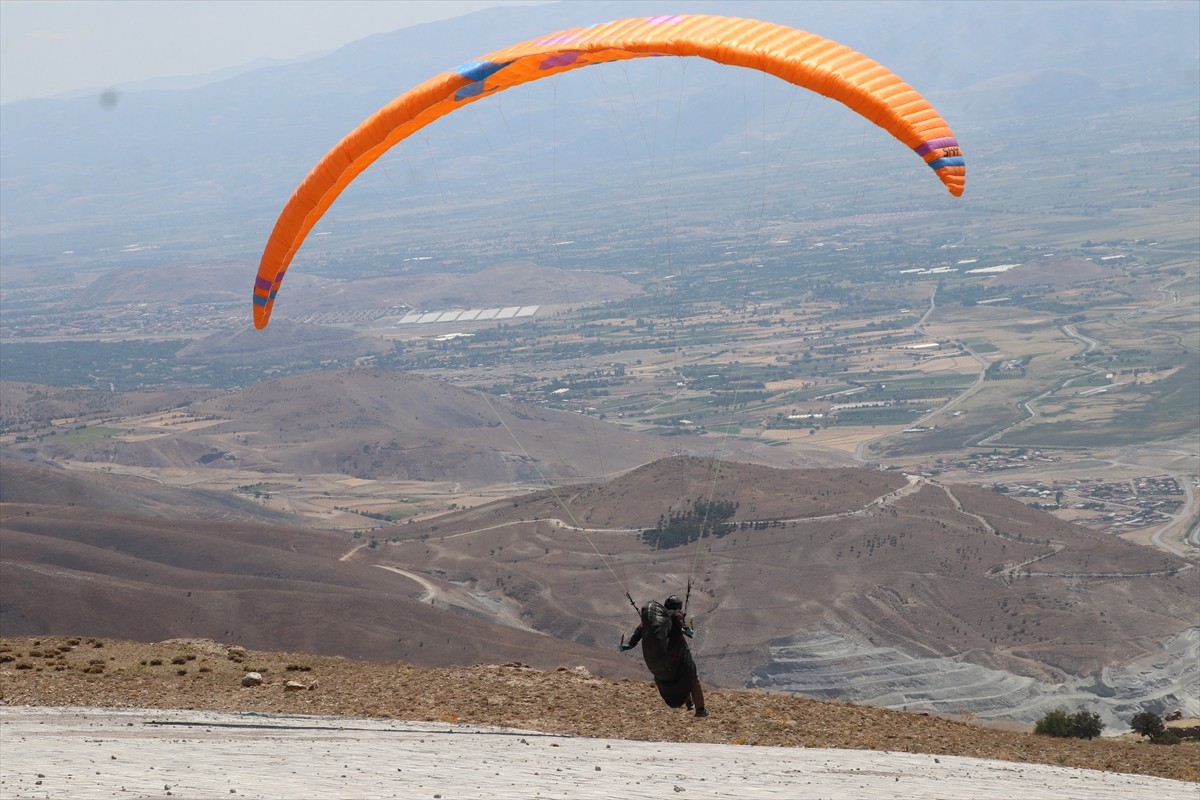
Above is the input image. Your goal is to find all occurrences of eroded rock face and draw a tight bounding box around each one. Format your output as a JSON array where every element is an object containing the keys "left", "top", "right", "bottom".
[{"left": 747, "top": 628, "right": 1200, "bottom": 731}]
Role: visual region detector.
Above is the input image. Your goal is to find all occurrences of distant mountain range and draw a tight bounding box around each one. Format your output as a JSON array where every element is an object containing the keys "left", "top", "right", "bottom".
[{"left": 1, "top": 0, "right": 1195, "bottom": 262}]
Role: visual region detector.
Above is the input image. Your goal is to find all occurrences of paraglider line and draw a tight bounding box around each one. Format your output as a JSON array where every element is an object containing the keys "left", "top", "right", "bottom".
[
  {"left": 682, "top": 71, "right": 787, "bottom": 623},
  {"left": 473, "top": 389, "right": 636, "bottom": 607}
]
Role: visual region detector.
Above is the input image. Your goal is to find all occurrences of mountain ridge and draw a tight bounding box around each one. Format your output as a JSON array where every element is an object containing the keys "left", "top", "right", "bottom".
[{"left": 3, "top": 1, "right": 1195, "bottom": 257}]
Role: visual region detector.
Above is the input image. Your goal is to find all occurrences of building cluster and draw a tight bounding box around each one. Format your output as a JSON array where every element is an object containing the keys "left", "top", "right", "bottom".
[
  {"left": 1082, "top": 475, "right": 1183, "bottom": 499},
  {"left": 990, "top": 475, "right": 1185, "bottom": 534},
  {"left": 3, "top": 301, "right": 243, "bottom": 339},
  {"left": 926, "top": 449, "right": 1061, "bottom": 475}
]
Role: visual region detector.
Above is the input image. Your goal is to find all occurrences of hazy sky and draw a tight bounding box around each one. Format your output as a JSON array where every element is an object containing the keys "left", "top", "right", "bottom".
[{"left": 0, "top": 0, "right": 551, "bottom": 105}]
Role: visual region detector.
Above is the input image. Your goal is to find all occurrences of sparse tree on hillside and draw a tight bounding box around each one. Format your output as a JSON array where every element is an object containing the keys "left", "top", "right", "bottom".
[
  {"left": 1035, "top": 709, "right": 1074, "bottom": 737},
  {"left": 1130, "top": 711, "right": 1165, "bottom": 740},
  {"left": 1034, "top": 709, "right": 1105, "bottom": 739},
  {"left": 1071, "top": 710, "right": 1104, "bottom": 740}
]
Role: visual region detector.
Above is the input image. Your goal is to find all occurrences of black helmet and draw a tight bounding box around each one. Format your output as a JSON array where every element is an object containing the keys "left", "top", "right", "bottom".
[{"left": 664, "top": 594, "right": 683, "bottom": 610}]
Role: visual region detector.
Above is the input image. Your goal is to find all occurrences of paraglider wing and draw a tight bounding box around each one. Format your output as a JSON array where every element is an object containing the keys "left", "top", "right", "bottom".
[{"left": 254, "top": 14, "right": 966, "bottom": 329}]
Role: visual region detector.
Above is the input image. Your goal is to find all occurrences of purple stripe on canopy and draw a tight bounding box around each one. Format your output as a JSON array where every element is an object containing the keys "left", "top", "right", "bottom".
[
  {"left": 540, "top": 52, "right": 582, "bottom": 70},
  {"left": 914, "top": 137, "right": 958, "bottom": 156}
]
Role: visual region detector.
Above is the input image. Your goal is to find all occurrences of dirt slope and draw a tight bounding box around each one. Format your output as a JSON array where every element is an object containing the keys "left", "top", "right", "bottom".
[
  {"left": 0, "top": 459, "right": 293, "bottom": 523},
  {"left": 365, "top": 459, "right": 1195, "bottom": 685},
  {"left": 1, "top": 636, "right": 1195, "bottom": 784},
  {"left": 0, "top": 502, "right": 638, "bottom": 678}
]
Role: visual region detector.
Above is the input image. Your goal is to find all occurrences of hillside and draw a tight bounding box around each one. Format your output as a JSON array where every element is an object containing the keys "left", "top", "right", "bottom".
[
  {"left": 0, "top": 459, "right": 292, "bottom": 524},
  {"left": 175, "top": 318, "right": 391, "bottom": 365},
  {"left": 2, "top": 456, "right": 1195, "bottom": 732},
  {"left": 0, "top": 491, "right": 636, "bottom": 678},
  {"left": 1, "top": 636, "right": 1196, "bottom": 784},
  {"left": 356, "top": 457, "right": 1199, "bottom": 727},
  {"left": 18, "top": 367, "right": 811, "bottom": 485},
  {"left": 67, "top": 261, "right": 250, "bottom": 309},
  {"left": 0, "top": 381, "right": 219, "bottom": 433}
]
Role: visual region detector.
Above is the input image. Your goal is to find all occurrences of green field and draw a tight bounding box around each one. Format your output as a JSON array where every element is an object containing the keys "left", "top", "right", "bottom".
[
  {"left": 46, "top": 425, "right": 128, "bottom": 444},
  {"left": 999, "top": 363, "right": 1200, "bottom": 448}
]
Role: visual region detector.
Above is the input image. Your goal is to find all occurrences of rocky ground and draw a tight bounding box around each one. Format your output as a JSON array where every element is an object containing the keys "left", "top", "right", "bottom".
[{"left": 1, "top": 636, "right": 1196, "bottom": 784}]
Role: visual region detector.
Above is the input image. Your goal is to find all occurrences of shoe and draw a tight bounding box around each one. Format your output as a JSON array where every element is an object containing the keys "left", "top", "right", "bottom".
[
  {"left": 686, "top": 700, "right": 694, "bottom": 711},
  {"left": 694, "top": 708, "right": 709, "bottom": 718}
]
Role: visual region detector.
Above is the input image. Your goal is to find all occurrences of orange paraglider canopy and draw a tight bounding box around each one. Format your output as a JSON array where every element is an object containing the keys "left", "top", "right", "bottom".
[{"left": 254, "top": 14, "right": 965, "bottom": 329}]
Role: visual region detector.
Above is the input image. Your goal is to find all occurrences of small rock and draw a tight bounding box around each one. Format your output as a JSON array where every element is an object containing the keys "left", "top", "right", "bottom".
[
  {"left": 241, "top": 672, "right": 263, "bottom": 687},
  {"left": 283, "top": 680, "right": 307, "bottom": 692}
]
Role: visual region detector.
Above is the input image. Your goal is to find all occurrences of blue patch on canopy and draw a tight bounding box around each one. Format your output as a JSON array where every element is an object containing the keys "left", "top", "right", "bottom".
[
  {"left": 455, "top": 60, "right": 513, "bottom": 82},
  {"left": 454, "top": 81, "right": 487, "bottom": 101},
  {"left": 928, "top": 156, "right": 966, "bottom": 170}
]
